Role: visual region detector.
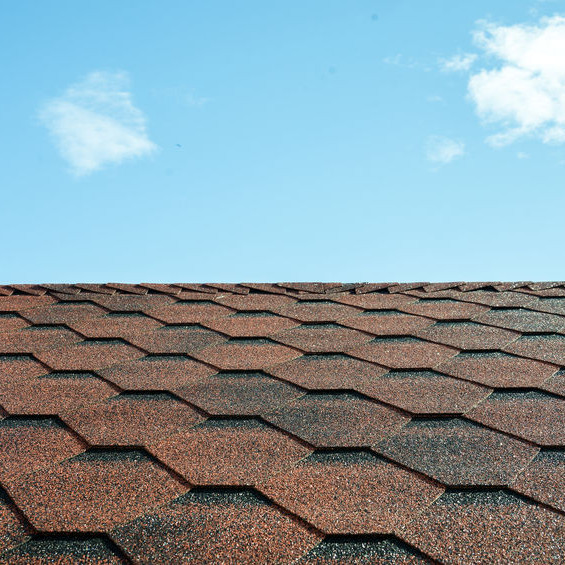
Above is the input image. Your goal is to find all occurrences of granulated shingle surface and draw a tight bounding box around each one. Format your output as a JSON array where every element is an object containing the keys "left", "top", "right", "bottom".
[{"left": 1, "top": 282, "right": 565, "bottom": 563}]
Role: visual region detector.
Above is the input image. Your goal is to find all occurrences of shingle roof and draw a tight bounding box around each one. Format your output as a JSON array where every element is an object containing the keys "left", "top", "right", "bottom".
[{"left": 0, "top": 282, "right": 564, "bottom": 564}]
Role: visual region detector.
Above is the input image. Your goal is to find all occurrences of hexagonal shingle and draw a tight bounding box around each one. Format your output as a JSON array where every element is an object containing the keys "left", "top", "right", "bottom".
[
  {"left": 61, "top": 393, "right": 204, "bottom": 446},
  {"left": 259, "top": 451, "right": 443, "bottom": 535},
  {"left": 399, "top": 490, "right": 565, "bottom": 564},
  {"left": 192, "top": 339, "right": 301, "bottom": 370},
  {"left": 504, "top": 334, "right": 565, "bottom": 365},
  {"left": 511, "top": 450, "right": 565, "bottom": 512},
  {"left": 274, "top": 300, "right": 362, "bottom": 322},
  {"left": 126, "top": 325, "right": 226, "bottom": 354},
  {"left": 0, "top": 326, "right": 81, "bottom": 354},
  {"left": 202, "top": 312, "right": 300, "bottom": 337},
  {"left": 149, "top": 301, "right": 234, "bottom": 324},
  {"left": 438, "top": 351, "right": 558, "bottom": 388},
  {"left": 267, "top": 353, "right": 387, "bottom": 390},
  {"left": 274, "top": 324, "right": 372, "bottom": 353},
  {"left": 349, "top": 337, "right": 458, "bottom": 369},
  {"left": 263, "top": 393, "right": 409, "bottom": 448},
  {"left": 416, "top": 321, "right": 519, "bottom": 350},
  {"left": 340, "top": 311, "right": 434, "bottom": 336},
  {"left": 467, "top": 391, "right": 565, "bottom": 446},
  {"left": 0, "top": 372, "right": 118, "bottom": 415},
  {"left": 21, "top": 302, "right": 107, "bottom": 325},
  {"left": 474, "top": 308, "right": 565, "bottom": 333},
  {"left": 357, "top": 370, "right": 490, "bottom": 415},
  {"left": 35, "top": 340, "right": 144, "bottom": 371},
  {"left": 112, "top": 490, "right": 321, "bottom": 564},
  {"left": 376, "top": 418, "right": 539, "bottom": 486},
  {"left": 398, "top": 298, "right": 489, "bottom": 320},
  {"left": 69, "top": 312, "right": 164, "bottom": 338},
  {"left": 0, "top": 418, "right": 85, "bottom": 481},
  {"left": 99, "top": 355, "right": 216, "bottom": 390},
  {"left": 175, "top": 371, "right": 303, "bottom": 416},
  {"left": 5, "top": 450, "right": 186, "bottom": 532},
  {"left": 148, "top": 419, "right": 311, "bottom": 486}
]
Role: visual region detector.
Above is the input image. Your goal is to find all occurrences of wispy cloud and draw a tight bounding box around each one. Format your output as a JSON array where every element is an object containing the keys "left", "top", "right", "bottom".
[
  {"left": 39, "top": 71, "right": 157, "bottom": 176},
  {"left": 467, "top": 16, "right": 565, "bottom": 146},
  {"left": 439, "top": 53, "right": 477, "bottom": 72},
  {"left": 425, "top": 135, "right": 465, "bottom": 165}
]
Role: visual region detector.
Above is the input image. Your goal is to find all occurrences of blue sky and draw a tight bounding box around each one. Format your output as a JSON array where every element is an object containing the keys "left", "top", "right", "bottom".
[{"left": 2, "top": 0, "right": 565, "bottom": 283}]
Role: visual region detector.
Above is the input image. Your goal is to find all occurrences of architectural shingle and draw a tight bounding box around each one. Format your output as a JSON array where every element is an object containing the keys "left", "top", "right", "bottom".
[{"left": 0, "top": 282, "right": 564, "bottom": 563}]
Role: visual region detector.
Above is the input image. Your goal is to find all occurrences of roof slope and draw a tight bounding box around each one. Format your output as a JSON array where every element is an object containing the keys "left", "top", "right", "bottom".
[{"left": 0, "top": 282, "right": 564, "bottom": 564}]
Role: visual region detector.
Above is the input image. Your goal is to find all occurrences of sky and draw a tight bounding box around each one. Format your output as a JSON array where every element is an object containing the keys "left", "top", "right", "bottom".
[{"left": 1, "top": 0, "right": 565, "bottom": 283}]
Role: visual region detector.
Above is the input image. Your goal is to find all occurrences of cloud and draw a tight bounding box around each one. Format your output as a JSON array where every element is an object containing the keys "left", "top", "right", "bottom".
[
  {"left": 468, "top": 16, "right": 565, "bottom": 146},
  {"left": 439, "top": 53, "right": 477, "bottom": 72},
  {"left": 40, "top": 71, "right": 157, "bottom": 176},
  {"left": 425, "top": 135, "right": 465, "bottom": 165}
]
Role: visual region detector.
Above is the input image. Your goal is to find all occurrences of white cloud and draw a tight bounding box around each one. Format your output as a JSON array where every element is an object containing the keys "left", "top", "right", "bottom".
[
  {"left": 468, "top": 16, "right": 565, "bottom": 146},
  {"left": 40, "top": 71, "right": 157, "bottom": 176},
  {"left": 425, "top": 135, "right": 465, "bottom": 165},
  {"left": 439, "top": 53, "right": 477, "bottom": 72}
]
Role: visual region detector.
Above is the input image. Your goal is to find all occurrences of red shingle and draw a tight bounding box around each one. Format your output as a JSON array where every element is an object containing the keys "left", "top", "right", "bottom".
[
  {"left": 3, "top": 281, "right": 565, "bottom": 563},
  {"left": 112, "top": 490, "right": 321, "bottom": 564},
  {"left": 21, "top": 302, "right": 108, "bottom": 325},
  {"left": 399, "top": 490, "right": 565, "bottom": 564},
  {"left": 263, "top": 393, "right": 409, "bottom": 447},
  {"left": 274, "top": 324, "right": 372, "bottom": 353},
  {"left": 0, "top": 418, "right": 85, "bottom": 481},
  {"left": 69, "top": 313, "right": 164, "bottom": 337},
  {"left": 0, "top": 326, "right": 81, "bottom": 354},
  {"left": 349, "top": 337, "right": 458, "bottom": 369},
  {"left": 438, "top": 351, "right": 558, "bottom": 388},
  {"left": 192, "top": 339, "right": 301, "bottom": 370},
  {"left": 5, "top": 450, "right": 186, "bottom": 532},
  {"left": 467, "top": 391, "right": 565, "bottom": 446},
  {"left": 416, "top": 321, "right": 520, "bottom": 350},
  {"left": 0, "top": 373, "right": 117, "bottom": 415},
  {"left": 267, "top": 354, "right": 388, "bottom": 390},
  {"left": 358, "top": 371, "right": 490, "bottom": 415},
  {"left": 340, "top": 312, "right": 434, "bottom": 336},
  {"left": 35, "top": 340, "right": 144, "bottom": 371},
  {"left": 398, "top": 299, "right": 489, "bottom": 320},
  {"left": 149, "top": 419, "right": 311, "bottom": 486},
  {"left": 202, "top": 313, "right": 300, "bottom": 337},
  {"left": 274, "top": 301, "right": 362, "bottom": 323},
  {"left": 376, "top": 418, "right": 538, "bottom": 486},
  {"left": 98, "top": 356, "right": 215, "bottom": 390},
  {"left": 61, "top": 393, "right": 204, "bottom": 446},
  {"left": 150, "top": 301, "right": 234, "bottom": 324},
  {"left": 176, "top": 372, "right": 302, "bottom": 415},
  {"left": 125, "top": 325, "right": 226, "bottom": 354},
  {"left": 260, "top": 452, "right": 443, "bottom": 535}
]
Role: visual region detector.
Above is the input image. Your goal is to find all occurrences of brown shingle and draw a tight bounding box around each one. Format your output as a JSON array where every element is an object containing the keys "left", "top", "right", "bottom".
[
  {"left": 2, "top": 281, "right": 565, "bottom": 563},
  {"left": 263, "top": 393, "right": 409, "bottom": 448},
  {"left": 5, "top": 450, "right": 186, "bottom": 532},
  {"left": 399, "top": 490, "right": 565, "bottom": 564},
  {"left": 149, "top": 419, "right": 311, "bottom": 486},
  {"left": 260, "top": 451, "right": 443, "bottom": 535}
]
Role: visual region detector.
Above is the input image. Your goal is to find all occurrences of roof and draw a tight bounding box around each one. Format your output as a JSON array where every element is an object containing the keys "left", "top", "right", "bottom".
[{"left": 0, "top": 281, "right": 564, "bottom": 564}]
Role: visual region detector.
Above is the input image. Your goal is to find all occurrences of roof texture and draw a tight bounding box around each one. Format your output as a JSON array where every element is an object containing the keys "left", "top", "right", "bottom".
[{"left": 0, "top": 281, "right": 564, "bottom": 564}]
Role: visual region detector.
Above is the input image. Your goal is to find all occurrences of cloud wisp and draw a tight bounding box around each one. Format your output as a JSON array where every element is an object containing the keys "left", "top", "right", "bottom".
[
  {"left": 425, "top": 135, "right": 465, "bottom": 166},
  {"left": 439, "top": 53, "right": 477, "bottom": 72},
  {"left": 40, "top": 71, "right": 157, "bottom": 176},
  {"left": 468, "top": 16, "right": 565, "bottom": 147}
]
